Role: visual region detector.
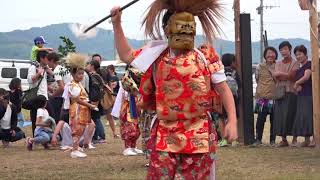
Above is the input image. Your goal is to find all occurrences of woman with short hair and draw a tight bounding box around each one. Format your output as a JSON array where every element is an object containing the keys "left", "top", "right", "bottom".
[{"left": 292, "top": 45, "right": 313, "bottom": 147}]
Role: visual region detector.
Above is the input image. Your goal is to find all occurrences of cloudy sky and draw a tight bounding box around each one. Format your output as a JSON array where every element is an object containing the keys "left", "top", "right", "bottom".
[{"left": 0, "top": 0, "right": 314, "bottom": 41}]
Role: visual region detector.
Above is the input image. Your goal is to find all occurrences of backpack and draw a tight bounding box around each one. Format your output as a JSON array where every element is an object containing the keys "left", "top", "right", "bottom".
[
  {"left": 225, "top": 68, "right": 239, "bottom": 97},
  {"left": 89, "top": 73, "right": 105, "bottom": 102}
]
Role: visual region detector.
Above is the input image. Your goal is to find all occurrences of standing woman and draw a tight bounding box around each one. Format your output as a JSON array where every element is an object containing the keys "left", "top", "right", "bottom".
[
  {"left": 292, "top": 45, "right": 313, "bottom": 147},
  {"left": 254, "top": 47, "right": 277, "bottom": 146},
  {"left": 105, "top": 65, "right": 120, "bottom": 138},
  {"left": 273, "top": 41, "right": 300, "bottom": 147}
]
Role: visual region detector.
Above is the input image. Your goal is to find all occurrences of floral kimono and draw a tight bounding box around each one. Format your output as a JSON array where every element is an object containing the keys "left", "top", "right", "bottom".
[{"left": 135, "top": 45, "right": 225, "bottom": 179}]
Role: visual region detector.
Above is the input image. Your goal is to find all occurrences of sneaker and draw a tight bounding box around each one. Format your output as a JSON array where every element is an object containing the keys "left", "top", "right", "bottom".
[
  {"left": 78, "top": 147, "right": 84, "bottom": 152},
  {"left": 218, "top": 139, "right": 228, "bottom": 147},
  {"left": 133, "top": 148, "right": 144, "bottom": 154},
  {"left": 60, "top": 146, "right": 73, "bottom": 150},
  {"left": 231, "top": 141, "right": 238, "bottom": 147},
  {"left": 84, "top": 143, "right": 96, "bottom": 149},
  {"left": 70, "top": 150, "right": 87, "bottom": 158},
  {"left": 253, "top": 140, "right": 262, "bottom": 146},
  {"left": 270, "top": 141, "right": 275, "bottom": 146},
  {"left": 123, "top": 148, "right": 138, "bottom": 156},
  {"left": 98, "top": 139, "right": 106, "bottom": 144},
  {"left": 26, "top": 137, "right": 33, "bottom": 151}
]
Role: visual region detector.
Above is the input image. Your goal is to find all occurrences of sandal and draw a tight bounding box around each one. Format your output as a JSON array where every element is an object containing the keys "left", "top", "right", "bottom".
[
  {"left": 308, "top": 141, "right": 316, "bottom": 148},
  {"left": 277, "top": 140, "right": 289, "bottom": 147},
  {"left": 290, "top": 141, "right": 299, "bottom": 147},
  {"left": 114, "top": 134, "right": 120, "bottom": 139},
  {"left": 26, "top": 137, "right": 33, "bottom": 151},
  {"left": 300, "top": 141, "right": 310, "bottom": 147}
]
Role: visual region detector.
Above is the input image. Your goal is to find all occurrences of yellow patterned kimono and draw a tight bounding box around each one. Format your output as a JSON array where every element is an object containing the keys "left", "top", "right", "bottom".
[{"left": 69, "top": 80, "right": 91, "bottom": 136}]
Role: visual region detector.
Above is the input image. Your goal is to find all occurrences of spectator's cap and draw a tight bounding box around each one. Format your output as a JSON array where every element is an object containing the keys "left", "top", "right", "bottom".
[{"left": 34, "top": 36, "right": 47, "bottom": 45}]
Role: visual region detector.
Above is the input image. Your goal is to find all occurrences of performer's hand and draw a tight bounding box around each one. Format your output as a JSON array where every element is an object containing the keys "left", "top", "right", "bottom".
[
  {"left": 110, "top": 6, "right": 122, "bottom": 24},
  {"left": 224, "top": 120, "right": 238, "bottom": 142}
]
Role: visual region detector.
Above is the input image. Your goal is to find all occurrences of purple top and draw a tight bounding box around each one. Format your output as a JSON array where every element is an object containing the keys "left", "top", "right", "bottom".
[{"left": 295, "top": 61, "right": 312, "bottom": 96}]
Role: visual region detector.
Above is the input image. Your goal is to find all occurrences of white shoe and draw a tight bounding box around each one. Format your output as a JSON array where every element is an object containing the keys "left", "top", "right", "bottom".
[
  {"left": 78, "top": 147, "right": 84, "bottom": 152},
  {"left": 60, "top": 146, "right": 72, "bottom": 150},
  {"left": 70, "top": 150, "right": 87, "bottom": 158},
  {"left": 88, "top": 143, "right": 96, "bottom": 149},
  {"left": 123, "top": 148, "right": 138, "bottom": 156},
  {"left": 133, "top": 148, "right": 144, "bottom": 154}
]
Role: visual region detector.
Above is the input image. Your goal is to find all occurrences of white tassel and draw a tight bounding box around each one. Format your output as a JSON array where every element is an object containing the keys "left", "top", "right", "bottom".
[{"left": 69, "top": 23, "right": 98, "bottom": 40}]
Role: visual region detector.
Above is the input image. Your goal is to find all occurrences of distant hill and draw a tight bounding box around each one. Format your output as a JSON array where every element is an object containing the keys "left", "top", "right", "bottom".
[{"left": 0, "top": 23, "right": 311, "bottom": 63}]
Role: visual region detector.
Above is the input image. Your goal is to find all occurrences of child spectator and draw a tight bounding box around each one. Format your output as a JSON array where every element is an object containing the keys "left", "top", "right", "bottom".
[
  {"left": 218, "top": 53, "right": 240, "bottom": 147},
  {"left": 30, "top": 36, "right": 53, "bottom": 61},
  {"left": 26, "top": 95, "right": 56, "bottom": 150},
  {"left": 0, "top": 88, "right": 25, "bottom": 148},
  {"left": 9, "top": 78, "right": 24, "bottom": 128}
]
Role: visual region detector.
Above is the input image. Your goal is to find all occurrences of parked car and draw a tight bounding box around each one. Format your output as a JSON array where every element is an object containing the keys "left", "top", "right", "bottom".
[
  {"left": 100, "top": 60, "right": 127, "bottom": 78},
  {"left": 0, "top": 59, "right": 31, "bottom": 91}
]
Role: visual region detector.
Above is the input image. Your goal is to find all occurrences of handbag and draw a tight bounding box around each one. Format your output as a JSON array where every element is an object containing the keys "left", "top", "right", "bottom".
[
  {"left": 100, "top": 85, "right": 115, "bottom": 110},
  {"left": 22, "top": 71, "right": 45, "bottom": 110}
]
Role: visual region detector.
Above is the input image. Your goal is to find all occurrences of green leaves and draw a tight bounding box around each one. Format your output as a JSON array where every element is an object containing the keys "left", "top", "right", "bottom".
[{"left": 58, "top": 36, "right": 76, "bottom": 57}]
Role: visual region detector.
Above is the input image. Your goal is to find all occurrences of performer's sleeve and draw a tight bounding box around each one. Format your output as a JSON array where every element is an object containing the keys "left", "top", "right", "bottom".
[
  {"left": 128, "top": 48, "right": 143, "bottom": 61},
  {"left": 69, "top": 84, "right": 81, "bottom": 98},
  {"left": 199, "top": 45, "right": 226, "bottom": 84},
  {"left": 138, "top": 67, "right": 156, "bottom": 110}
]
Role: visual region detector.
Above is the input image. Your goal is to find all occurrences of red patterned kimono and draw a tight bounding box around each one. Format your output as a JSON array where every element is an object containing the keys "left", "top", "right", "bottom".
[
  {"left": 137, "top": 46, "right": 224, "bottom": 179},
  {"left": 119, "top": 92, "right": 141, "bottom": 149}
]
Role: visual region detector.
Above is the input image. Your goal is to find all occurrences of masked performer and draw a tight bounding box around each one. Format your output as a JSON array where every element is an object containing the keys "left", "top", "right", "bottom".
[
  {"left": 112, "top": 66, "right": 144, "bottom": 156},
  {"left": 110, "top": 0, "right": 238, "bottom": 179}
]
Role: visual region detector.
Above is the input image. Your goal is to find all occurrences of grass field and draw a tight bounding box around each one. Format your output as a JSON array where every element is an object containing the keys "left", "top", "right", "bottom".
[{"left": 0, "top": 113, "right": 320, "bottom": 180}]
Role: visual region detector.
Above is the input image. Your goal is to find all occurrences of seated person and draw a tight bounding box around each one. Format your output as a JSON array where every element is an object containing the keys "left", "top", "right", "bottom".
[
  {"left": 0, "top": 88, "right": 25, "bottom": 148},
  {"left": 26, "top": 95, "right": 56, "bottom": 150}
]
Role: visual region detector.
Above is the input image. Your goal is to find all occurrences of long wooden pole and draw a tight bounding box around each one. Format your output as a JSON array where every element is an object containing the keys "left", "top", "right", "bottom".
[
  {"left": 234, "top": 0, "right": 243, "bottom": 143},
  {"left": 309, "top": 0, "right": 320, "bottom": 148}
]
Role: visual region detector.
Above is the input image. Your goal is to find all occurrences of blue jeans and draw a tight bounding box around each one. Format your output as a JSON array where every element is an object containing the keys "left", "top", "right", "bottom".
[
  {"left": 93, "top": 118, "right": 105, "bottom": 140},
  {"left": 17, "top": 112, "right": 25, "bottom": 128},
  {"left": 34, "top": 127, "right": 53, "bottom": 144},
  {"left": 0, "top": 128, "right": 25, "bottom": 142}
]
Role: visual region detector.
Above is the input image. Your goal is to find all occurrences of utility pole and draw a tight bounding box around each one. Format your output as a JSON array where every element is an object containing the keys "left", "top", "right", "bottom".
[
  {"left": 258, "top": 0, "right": 264, "bottom": 62},
  {"left": 308, "top": 0, "right": 320, "bottom": 149},
  {"left": 233, "top": 0, "right": 243, "bottom": 143},
  {"left": 257, "top": 0, "right": 279, "bottom": 62}
]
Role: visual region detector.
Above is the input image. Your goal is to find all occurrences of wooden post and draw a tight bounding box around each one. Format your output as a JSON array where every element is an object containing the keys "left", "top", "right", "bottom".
[
  {"left": 309, "top": 0, "right": 320, "bottom": 148},
  {"left": 234, "top": 0, "right": 244, "bottom": 143}
]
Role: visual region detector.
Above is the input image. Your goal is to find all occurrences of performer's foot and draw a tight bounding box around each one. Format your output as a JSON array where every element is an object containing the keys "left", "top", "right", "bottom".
[
  {"left": 70, "top": 150, "right": 87, "bottom": 158},
  {"left": 133, "top": 148, "right": 144, "bottom": 154},
  {"left": 123, "top": 148, "right": 138, "bottom": 156},
  {"left": 218, "top": 139, "right": 228, "bottom": 147}
]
